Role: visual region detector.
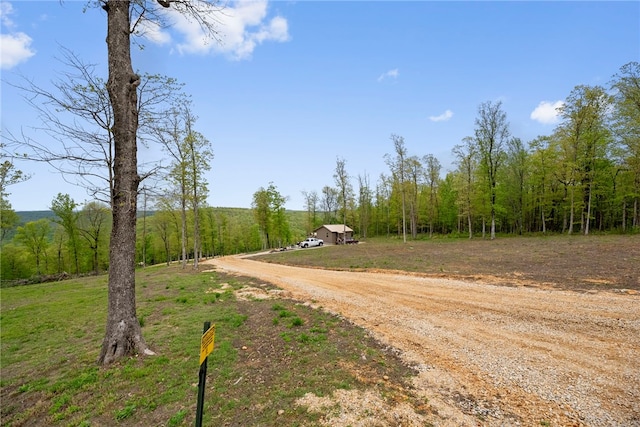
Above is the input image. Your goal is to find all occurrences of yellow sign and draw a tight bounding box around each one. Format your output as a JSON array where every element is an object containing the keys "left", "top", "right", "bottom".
[{"left": 199, "top": 324, "right": 216, "bottom": 365}]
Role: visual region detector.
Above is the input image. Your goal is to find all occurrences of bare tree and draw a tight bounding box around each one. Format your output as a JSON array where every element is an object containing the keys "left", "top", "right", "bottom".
[
  {"left": 152, "top": 101, "right": 212, "bottom": 269},
  {"left": 185, "top": 112, "right": 213, "bottom": 269},
  {"left": 452, "top": 137, "right": 477, "bottom": 239},
  {"left": 157, "top": 105, "right": 188, "bottom": 267},
  {"left": 96, "top": 0, "right": 221, "bottom": 365},
  {"left": 6, "top": 48, "right": 183, "bottom": 205}
]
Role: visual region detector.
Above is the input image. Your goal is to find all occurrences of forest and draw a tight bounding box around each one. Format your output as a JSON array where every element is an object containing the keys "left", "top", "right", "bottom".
[{"left": 1, "top": 62, "right": 639, "bottom": 283}]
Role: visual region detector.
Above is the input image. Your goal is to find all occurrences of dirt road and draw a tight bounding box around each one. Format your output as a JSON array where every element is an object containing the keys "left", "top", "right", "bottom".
[{"left": 208, "top": 255, "right": 640, "bottom": 426}]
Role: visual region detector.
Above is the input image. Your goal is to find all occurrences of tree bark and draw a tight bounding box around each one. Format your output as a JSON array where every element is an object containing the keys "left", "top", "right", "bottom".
[
  {"left": 568, "top": 186, "right": 575, "bottom": 235},
  {"left": 99, "top": 0, "right": 150, "bottom": 365}
]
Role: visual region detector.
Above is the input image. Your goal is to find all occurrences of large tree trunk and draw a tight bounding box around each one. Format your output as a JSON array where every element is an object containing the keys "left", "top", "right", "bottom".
[{"left": 99, "top": 0, "right": 151, "bottom": 365}]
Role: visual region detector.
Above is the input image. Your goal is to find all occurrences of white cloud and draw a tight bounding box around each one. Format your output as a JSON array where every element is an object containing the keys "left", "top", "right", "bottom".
[
  {"left": 429, "top": 109, "right": 453, "bottom": 122},
  {"left": 530, "top": 100, "right": 564, "bottom": 125},
  {"left": 135, "top": 18, "right": 172, "bottom": 45},
  {"left": 0, "top": 2, "right": 36, "bottom": 69},
  {"left": 377, "top": 68, "right": 399, "bottom": 82},
  {"left": 1, "top": 2, "right": 16, "bottom": 28},
  {"left": 164, "top": 0, "right": 289, "bottom": 60}
]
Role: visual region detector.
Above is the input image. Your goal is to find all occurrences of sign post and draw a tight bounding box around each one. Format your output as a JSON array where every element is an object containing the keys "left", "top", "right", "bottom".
[{"left": 195, "top": 321, "right": 215, "bottom": 427}]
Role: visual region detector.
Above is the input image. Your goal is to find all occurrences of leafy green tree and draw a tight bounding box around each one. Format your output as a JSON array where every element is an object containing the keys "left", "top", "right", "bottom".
[
  {"left": 502, "top": 137, "right": 529, "bottom": 234},
  {"left": 385, "top": 134, "right": 408, "bottom": 242},
  {"left": 301, "top": 190, "right": 319, "bottom": 234},
  {"left": 149, "top": 208, "right": 177, "bottom": 265},
  {"left": 334, "top": 157, "right": 353, "bottom": 242},
  {"left": 50, "top": 193, "right": 81, "bottom": 275},
  {"left": 528, "top": 136, "right": 556, "bottom": 233},
  {"left": 320, "top": 185, "right": 339, "bottom": 224},
  {"left": 0, "top": 243, "right": 32, "bottom": 281},
  {"left": 0, "top": 158, "right": 28, "bottom": 243},
  {"left": 0, "top": 197, "right": 20, "bottom": 244},
  {"left": 610, "top": 62, "right": 640, "bottom": 230},
  {"left": 557, "top": 85, "right": 613, "bottom": 235},
  {"left": 271, "top": 187, "right": 291, "bottom": 248},
  {"left": 252, "top": 186, "right": 272, "bottom": 249},
  {"left": 184, "top": 118, "right": 213, "bottom": 269},
  {"left": 452, "top": 137, "right": 477, "bottom": 238},
  {"left": 374, "top": 174, "right": 393, "bottom": 236},
  {"left": 423, "top": 154, "right": 441, "bottom": 237},
  {"left": 15, "top": 219, "right": 50, "bottom": 275},
  {"left": 474, "top": 101, "right": 510, "bottom": 239},
  {"left": 438, "top": 173, "right": 459, "bottom": 234},
  {"left": 405, "top": 156, "right": 422, "bottom": 238},
  {"left": 252, "top": 183, "right": 290, "bottom": 249},
  {"left": 357, "top": 173, "right": 372, "bottom": 238},
  {"left": 51, "top": 225, "right": 67, "bottom": 274},
  {"left": 78, "top": 201, "right": 110, "bottom": 275}
]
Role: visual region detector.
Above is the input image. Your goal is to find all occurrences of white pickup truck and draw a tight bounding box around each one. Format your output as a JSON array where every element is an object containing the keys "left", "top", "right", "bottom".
[{"left": 299, "top": 237, "right": 324, "bottom": 248}]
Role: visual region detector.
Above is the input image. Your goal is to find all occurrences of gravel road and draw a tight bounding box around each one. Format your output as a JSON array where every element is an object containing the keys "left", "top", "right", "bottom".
[{"left": 207, "top": 255, "right": 640, "bottom": 426}]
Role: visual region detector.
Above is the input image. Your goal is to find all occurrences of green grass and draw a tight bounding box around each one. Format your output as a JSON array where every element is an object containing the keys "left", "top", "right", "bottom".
[
  {"left": 1, "top": 263, "right": 418, "bottom": 426},
  {"left": 6, "top": 236, "right": 630, "bottom": 425}
]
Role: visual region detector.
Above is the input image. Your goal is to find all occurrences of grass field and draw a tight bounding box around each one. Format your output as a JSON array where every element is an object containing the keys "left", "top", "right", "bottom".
[
  {"left": 2, "top": 234, "right": 638, "bottom": 426},
  {"left": 1, "top": 262, "right": 418, "bottom": 426}
]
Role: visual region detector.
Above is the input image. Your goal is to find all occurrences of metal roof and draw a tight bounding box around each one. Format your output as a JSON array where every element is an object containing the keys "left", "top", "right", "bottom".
[{"left": 315, "top": 224, "right": 353, "bottom": 233}]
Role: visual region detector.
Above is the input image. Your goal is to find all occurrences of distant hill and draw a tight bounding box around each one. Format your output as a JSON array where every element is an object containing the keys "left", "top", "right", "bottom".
[
  {"left": 16, "top": 211, "right": 56, "bottom": 225},
  {"left": 16, "top": 210, "right": 157, "bottom": 224},
  {"left": 13, "top": 208, "right": 309, "bottom": 240}
]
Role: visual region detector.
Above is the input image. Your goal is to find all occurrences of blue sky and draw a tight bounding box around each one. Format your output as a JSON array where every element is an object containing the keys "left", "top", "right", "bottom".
[{"left": 2, "top": 1, "right": 638, "bottom": 212}]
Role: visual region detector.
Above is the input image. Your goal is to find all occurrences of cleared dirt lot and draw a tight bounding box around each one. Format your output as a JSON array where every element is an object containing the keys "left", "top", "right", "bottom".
[{"left": 208, "top": 251, "right": 640, "bottom": 426}]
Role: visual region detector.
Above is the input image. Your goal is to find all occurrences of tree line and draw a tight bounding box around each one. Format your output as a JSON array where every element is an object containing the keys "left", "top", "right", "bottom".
[
  {"left": 0, "top": 196, "right": 309, "bottom": 284},
  {"left": 3, "top": 61, "right": 638, "bottom": 284},
  {"left": 3, "top": 62, "right": 638, "bottom": 283},
  {"left": 301, "top": 62, "right": 640, "bottom": 240}
]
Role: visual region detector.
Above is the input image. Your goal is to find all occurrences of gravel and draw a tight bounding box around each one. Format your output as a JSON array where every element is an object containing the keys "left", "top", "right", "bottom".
[{"left": 208, "top": 256, "right": 640, "bottom": 426}]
